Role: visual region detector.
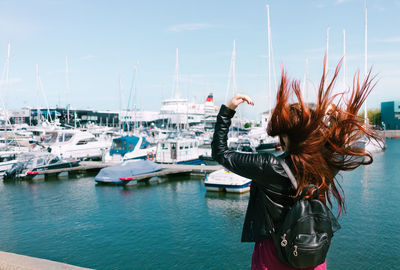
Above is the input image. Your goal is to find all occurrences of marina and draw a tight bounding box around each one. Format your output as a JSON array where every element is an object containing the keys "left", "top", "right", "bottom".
[
  {"left": 0, "top": 139, "right": 399, "bottom": 269},
  {"left": 0, "top": 1, "right": 399, "bottom": 269}
]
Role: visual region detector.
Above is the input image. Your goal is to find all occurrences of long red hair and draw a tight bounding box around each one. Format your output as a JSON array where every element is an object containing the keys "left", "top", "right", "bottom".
[{"left": 267, "top": 57, "right": 383, "bottom": 215}]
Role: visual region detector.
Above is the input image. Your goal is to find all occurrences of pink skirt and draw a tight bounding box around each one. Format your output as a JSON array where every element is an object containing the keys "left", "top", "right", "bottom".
[{"left": 251, "top": 239, "right": 327, "bottom": 270}]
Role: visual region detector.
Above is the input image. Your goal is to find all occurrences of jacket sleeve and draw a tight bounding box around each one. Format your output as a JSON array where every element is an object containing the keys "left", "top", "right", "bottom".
[{"left": 211, "top": 105, "right": 275, "bottom": 183}]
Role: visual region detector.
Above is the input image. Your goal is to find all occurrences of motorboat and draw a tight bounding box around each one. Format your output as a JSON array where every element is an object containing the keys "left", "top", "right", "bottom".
[
  {"left": 46, "top": 130, "right": 111, "bottom": 160},
  {"left": 247, "top": 127, "right": 280, "bottom": 152},
  {"left": 0, "top": 150, "right": 19, "bottom": 175},
  {"left": 94, "top": 159, "right": 162, "bottom": 185},
  {"left": 155, "top": 136, "right": 210, "bottom": 165},
  {"left": 204, "top": 169, "right": 251, "bottom": 193},
  {"left": 3, "top": 153, "right": 80, "bottom": 180},
  {"left": 105, "top": 135, "right": 157, "bottom": 162}
]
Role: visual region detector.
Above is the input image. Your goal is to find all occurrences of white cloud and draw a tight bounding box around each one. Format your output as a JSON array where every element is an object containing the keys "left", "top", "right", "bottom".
[{"left": 167, "top": 23, "right": 213, "bottom": 32}]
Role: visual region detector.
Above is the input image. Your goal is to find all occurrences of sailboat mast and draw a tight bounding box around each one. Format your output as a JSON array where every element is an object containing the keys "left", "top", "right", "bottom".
[
  {"left": 66, "top": 56, "right": 70, "bottom": 124},
  {"left": 343, "top": 29, "right": 346, "bottom": 88},
  {"left": 36, "top": 64, "right": 40, "bottom": 125},
  {"left": 364, "top": 2, "right": 368, "bottom": 124},
  {"left": 304, "top": 57, "right": 309, "bottom": 102},
  {"left": 174, "top": 48, "right": 179, "bottom": 99},
  {"left": 5, "top": 41, "right": 10, "bottom": 111},
  {"left": 232, "top": 40, "right": 237, "bottom": 96},
  {"left": 326, "top": 27, "right": 330, "bottom": 80},
  {"left": 266, "top": 5, "right": 272, "bottom": 114}
]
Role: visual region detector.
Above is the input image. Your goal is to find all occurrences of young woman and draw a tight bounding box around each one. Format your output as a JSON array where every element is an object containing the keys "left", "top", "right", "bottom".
[{"left": 211, "top": 59, "right": 382, "bottom": 270}]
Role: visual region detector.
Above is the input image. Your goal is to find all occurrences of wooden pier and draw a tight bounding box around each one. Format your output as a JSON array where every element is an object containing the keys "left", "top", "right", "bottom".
[{"left": 22, "top": 161, "right": 223, "bottom": 181}]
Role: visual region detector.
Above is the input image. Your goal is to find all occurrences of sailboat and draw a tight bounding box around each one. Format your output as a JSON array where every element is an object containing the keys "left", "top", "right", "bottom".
[
  {"left": 361, "top": 3, "right": 386, "bottom": 153},
  {"left": 249, "top": 5, "right": 280, "bottom": 152}
]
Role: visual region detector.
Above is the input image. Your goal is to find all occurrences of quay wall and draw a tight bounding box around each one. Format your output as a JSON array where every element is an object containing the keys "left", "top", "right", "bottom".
[
  {"left": 385, "top": 130, "right": 400, "bottom": 138},
  {"left": 0, "top": 251, "right": 93, "bottom": 270}
]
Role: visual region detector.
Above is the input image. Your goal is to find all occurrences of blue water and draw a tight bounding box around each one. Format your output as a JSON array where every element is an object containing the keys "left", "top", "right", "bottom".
[{"left": 0, "top": 140, "right": 399, "bottom": 269}]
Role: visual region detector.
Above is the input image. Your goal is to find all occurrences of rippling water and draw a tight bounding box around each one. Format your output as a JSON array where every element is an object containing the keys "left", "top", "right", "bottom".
[{"left": 0, "top": 140, "right": 399, "bottom": 269}]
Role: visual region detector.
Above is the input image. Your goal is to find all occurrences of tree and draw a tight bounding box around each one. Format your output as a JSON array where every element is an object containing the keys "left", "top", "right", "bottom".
[
  {"left": 359, "top": 109, "right": 381, "bottom": 126},
  {"left": 244, "top": 122, "right": 252, "bottom": 129}
]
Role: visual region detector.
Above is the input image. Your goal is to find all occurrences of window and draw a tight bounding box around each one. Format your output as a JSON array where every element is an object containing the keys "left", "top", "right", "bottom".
[
  {"left": 77, "top": 140, "right": 88, "bottom": 145},
  {"left": 128, "top": 143, "right": 135, "bottom": 151},
  {"left": 64, "top": 133, "right": 74, "bottom": 142},
  {"left": 140, "top": 138, "right": 151, "bottom": 149}
]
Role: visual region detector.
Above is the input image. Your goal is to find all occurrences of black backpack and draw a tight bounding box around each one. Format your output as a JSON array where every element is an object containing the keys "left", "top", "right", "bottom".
[{"left": 267, "top": 159, "right": 341, "bottom": 268}]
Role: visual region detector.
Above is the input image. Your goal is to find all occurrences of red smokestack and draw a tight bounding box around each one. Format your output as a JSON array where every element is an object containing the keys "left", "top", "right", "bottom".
[{"left": 206, "top": 93, "right": 213, "bottom": 102}]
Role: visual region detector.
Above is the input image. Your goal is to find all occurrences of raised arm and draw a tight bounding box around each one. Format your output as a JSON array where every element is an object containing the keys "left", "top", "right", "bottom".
[{"left": 211, "top": 95, "right": 275, "bottom": 182}]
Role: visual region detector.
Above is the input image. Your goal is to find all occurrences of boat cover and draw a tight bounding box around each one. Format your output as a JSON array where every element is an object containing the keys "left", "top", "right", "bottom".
[{"left": 95, "top": 160, "right": 162, "bottom": 183}]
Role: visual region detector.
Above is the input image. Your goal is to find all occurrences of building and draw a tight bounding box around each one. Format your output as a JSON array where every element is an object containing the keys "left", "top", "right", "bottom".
[{"left": 381, "top": 101, "right": 400, "bottom": 130}]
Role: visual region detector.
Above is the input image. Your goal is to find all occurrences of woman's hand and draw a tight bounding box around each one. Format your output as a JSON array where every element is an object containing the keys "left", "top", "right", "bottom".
[{"left": 226, "top": 94, "right": 254, "bottom": 110}]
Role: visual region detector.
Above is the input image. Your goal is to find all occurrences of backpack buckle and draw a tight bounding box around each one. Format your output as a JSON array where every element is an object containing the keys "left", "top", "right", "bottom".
[{"left": 281, "top": 234, "right": 288, "bottom": 247}]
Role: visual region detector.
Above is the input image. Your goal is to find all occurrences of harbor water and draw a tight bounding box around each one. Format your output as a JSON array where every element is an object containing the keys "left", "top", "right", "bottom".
[{"left": 0, "top": 140, "right": 399, "bottom": 269}]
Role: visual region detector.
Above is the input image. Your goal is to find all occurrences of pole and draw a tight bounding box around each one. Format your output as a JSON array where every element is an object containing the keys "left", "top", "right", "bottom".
[
  {"left": 364, "top": 2, "right": 368, "bottom": 124},
  {"left": 267, "top": 5, "right": 272, "bottom": 114}
]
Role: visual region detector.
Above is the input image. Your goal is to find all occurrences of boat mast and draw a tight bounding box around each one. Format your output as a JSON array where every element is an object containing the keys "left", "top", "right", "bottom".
[
  {"left": 36, "top": 64, "right": 40, "bottom": 125},
  {"left": 326, "top": 27, "right": 330, "bottom": 81},
  {"left": 173, "top": 48, "right": 179, "bottom": 99},
  {"left": 5, "top": 41, "right": 10, "bottom": 112},
  {"left": 65, "top": 56, "right": 70, "bottom": 124},
  {"left": 266, "top": 5, "right": 272, "bottom": 116},
  {"left": 224, "top": 41, "right": 234, "bottom": 104},
  {"left": 343, "top": 29, "right": 346, "bottom": 88},
  {"left": 303, "top": 57, "right": 309, "bottom": 102},
  {"left": 364, "top": 1, "right": 368, "bottom": 124},
  {"left": 232, "top": 40, "right": 237, "bottom": 97}
]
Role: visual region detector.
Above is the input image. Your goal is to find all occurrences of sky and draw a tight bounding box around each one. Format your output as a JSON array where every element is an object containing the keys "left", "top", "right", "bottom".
[{"left": 0, "top": 0, "right": 399, "bottom": 120}]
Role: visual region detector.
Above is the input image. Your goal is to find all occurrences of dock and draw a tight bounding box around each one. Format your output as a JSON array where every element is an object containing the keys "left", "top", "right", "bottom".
[{"left": 21, "top": 161, "right": 223, "bottom": 181}]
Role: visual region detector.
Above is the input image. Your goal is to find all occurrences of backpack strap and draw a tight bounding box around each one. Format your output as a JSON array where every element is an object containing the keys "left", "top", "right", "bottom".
[{"left": 279, "top": 158, "right": 298, "bottom": 190}]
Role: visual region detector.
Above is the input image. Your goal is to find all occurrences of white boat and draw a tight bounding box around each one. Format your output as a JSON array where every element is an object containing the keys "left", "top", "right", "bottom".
[
  {"left": 155, "top": 137, "right": 210, "bottom": 164},
  {"left": 0, "top": 150, "right": 19, "bottom": 175},
  {"left": 47, "top": 130, "right": 111, "bottom": 160},
  {"left": 105, "top": 135, "right": 157, "bottom": 162},
  {"left": 204, "top": 169, "right": 251, "bottom": 193}
]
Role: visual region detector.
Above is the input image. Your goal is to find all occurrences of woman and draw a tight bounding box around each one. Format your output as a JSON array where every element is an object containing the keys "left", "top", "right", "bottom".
[{"left": 211, "top": 59, "right": 382, "bottom": 270}]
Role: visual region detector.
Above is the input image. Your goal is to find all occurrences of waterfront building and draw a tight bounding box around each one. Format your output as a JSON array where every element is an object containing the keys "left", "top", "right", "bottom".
[{"left": 381, "top": 101, "right": 400, "bottom": 130}]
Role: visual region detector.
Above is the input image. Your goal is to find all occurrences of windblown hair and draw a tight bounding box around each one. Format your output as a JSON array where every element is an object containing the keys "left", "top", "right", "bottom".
[{"left": 267, "top": 57, "right": 383, "bottom": 215}]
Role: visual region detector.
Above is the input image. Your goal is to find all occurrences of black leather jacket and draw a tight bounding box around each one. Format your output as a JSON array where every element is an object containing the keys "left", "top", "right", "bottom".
[{"left": 211, "top": 105, "right": 296, "bottom": 242}]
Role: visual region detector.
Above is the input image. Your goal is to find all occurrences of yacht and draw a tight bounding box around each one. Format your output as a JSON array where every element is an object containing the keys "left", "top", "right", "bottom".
[
  {"left": 0, "top": 150, "right": 18, "bottom": 175},
  {"left": 3, "top": 153, "right": 79, "bottom": 180},
  {"left": 46, "top": 130, "right": 111, "bottom": 160},
  {"left": 105, "top": 135, "right": 157, "bottom": 162},
  {"left": 94, "top": 159, "right": 162, "bottom": 185},
  {"left": 155, "top": 136, "right": 210, "bottom": 165},
  {"left": 204, "top": 169, "right": 251, "bottom": 193}
]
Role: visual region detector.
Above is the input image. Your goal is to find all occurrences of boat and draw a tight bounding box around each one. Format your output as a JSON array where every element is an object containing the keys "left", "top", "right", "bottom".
[
  {"left": 0, "top": 150, "right": 19, "bottom": 175},
  {"left": 155, "top": 136, "right": 210, "bottom": 165},
  {"left": 46, "top": 130, "right": 111, "bottom": 160},
  {"left": 204, "top": 169, "right": 251, "bottom": 193},
  {"left": 105, "top": 135, "right": 157, "bottom": 162},
  {"left": 3, "top": 153, "right": 80, "bottom": 180},
  {"left": 94, "top": 159, "right": 162, "bottom": 185}
]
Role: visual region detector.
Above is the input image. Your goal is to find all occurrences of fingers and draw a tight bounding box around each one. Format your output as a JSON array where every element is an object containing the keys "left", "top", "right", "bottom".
[{"left": 235, "top": 93, "right": 254, "bottom": 106}]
